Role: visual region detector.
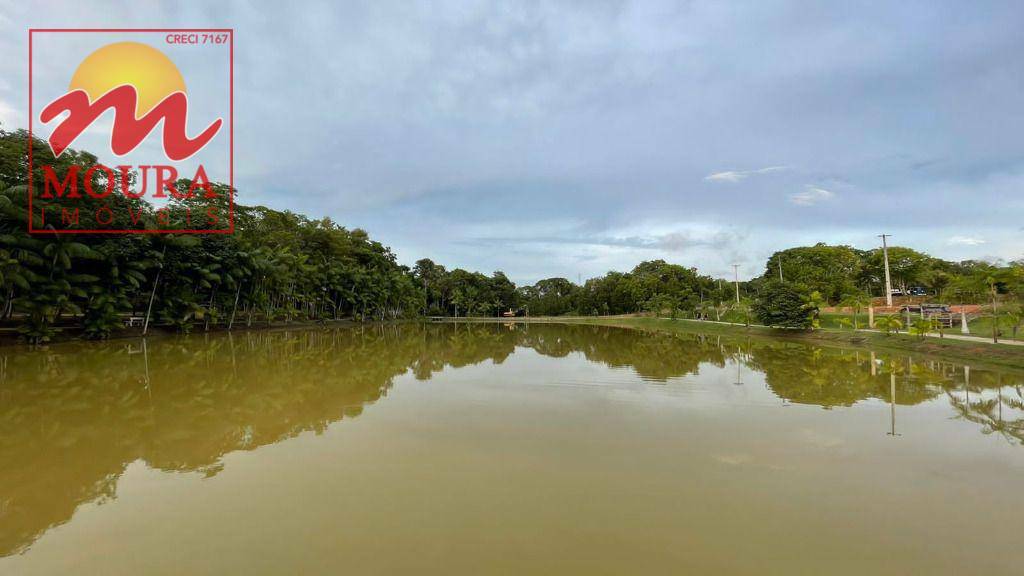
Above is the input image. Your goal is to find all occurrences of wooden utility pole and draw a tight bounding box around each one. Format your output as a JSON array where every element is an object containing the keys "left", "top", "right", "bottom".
[
  {"left": 879, "top": 234, "right": 893, "bottom": 307},
  {"left": 732, "top": 264, "right": 740, "bottom": 304}
]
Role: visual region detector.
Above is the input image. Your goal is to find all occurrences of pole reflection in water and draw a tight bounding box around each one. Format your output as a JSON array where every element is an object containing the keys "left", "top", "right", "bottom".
[
  {"left": 966, "top": 364, "right": 971, "bottom": 403},
  {"left": 734, "top": 346, "right": 743, "bottom": 386},
  {"left": 888, "top": 372, "right": 900, "bottom": 437}
]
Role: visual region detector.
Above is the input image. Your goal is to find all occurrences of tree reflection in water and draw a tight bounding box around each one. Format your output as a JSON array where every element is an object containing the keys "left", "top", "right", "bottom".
[
  {"left": 0, "top": 323, "right": 1020, "bottom": 556},
  {"left": 947, "top": 368, "right": 1024, "bottom": 446}
]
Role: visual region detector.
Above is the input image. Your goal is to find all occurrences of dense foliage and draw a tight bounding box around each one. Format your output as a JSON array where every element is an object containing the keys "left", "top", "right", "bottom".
[
  {"left": 762, "top": 242, "right": 1023, "bottom": 306},
  {"left": 2, "top": 129, "right": 425, "bottom": 342},
  {"left": 412, "top": 258, "right": 517, "bottom": 317},
  {"left": 751, "top": 280, "right": 816, "bottom": 329},
  {"left": 515, "top": 260, "right": 733, "bottom": 317},
  {"left": 764, "top": 244, "right": 862, "bottom": 303},
  {"left": 1, "top": 128, "right": 1022, "bottom": 342}
]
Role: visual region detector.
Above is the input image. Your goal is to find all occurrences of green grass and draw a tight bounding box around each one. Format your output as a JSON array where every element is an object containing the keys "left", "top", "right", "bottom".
[
  {"left": 964, "top": 315, "right": 1023, "bottom": 341},
  {"left": 820, "top": 311, "right": 1022, "bottom": 341},
  {"left": 818, "top": 312, "right": 871, "bottom": 329}
]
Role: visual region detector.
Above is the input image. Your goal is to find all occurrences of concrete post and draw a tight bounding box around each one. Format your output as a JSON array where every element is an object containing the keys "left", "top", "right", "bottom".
[{"left": 880, "top": 234, "right": 893, "bottom": 307}]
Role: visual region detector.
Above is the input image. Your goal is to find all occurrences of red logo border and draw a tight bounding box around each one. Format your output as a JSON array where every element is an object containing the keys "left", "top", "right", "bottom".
[{"left": 28, "top": 28, "right": 234, "bottom": 235}]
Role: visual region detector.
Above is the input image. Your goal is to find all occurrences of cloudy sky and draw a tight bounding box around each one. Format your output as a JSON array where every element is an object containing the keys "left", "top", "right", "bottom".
[{"left": 2, "top": 1, "right": 1022, "bottom": 282}]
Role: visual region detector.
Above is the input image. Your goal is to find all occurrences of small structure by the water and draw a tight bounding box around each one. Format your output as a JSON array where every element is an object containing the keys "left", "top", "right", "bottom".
[{"left": 899, "top": 304, "right": 956, "bottom": 328}]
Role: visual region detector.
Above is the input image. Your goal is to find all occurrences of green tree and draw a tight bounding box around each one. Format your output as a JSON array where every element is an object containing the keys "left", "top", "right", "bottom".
[
  {"left": 909, "top": 317, "right": 933, "bottom": 339},
  {"left": 765, "top": 244, "right": 862, "bottom": 303},
  {"left": 860, "top": 246, "right": 941, "bottom": 295},
  {"left": 752, "top": 280, "right": 813, "bottom": 329},
  {"left": 875, "top": 315, "right": 903, "bottom": 335},
  {"left": 838, "top": 291, "right": 871, "bottom": 330}
]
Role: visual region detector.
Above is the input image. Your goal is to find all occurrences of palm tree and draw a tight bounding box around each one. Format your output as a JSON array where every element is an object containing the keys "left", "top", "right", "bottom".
[
  {"left": 875, "top": 315, "right": 903, "bottom": 335},
  {"left": 0, "top": 237, "right": 35, "bottom": 318},
  {"left": 803, "top": 290, "right": 826, "bottom": 329},
  {"left": 839, "top": 291, "right": 872, "bottom": 330},
  {"left": 42, "top": 233, "right": 100, "bottom": 275},
  {"left": 733, "top": 297, "right": 753, "bottom": 328},
  {"left": 909, "top": 317, "right": 933, "bottom": 339},
  {"left": 14, "top": 226, "right": 100, "bottom": 343},
  {"left": 1005, "top": 307, "right": 1022, "bottom": 341}
]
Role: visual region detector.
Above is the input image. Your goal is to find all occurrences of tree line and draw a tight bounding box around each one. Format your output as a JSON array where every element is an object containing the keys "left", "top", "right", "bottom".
[
  {"left": 1, "top": 128, "right": 1021, "bottom": 342},
  {"left": 3, "top": 129, "right": 423, "bottom": 342}
]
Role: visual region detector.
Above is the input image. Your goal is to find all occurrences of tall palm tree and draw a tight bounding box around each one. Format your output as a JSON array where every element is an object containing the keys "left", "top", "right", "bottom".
[{"left": 839, "top": 291, "right": 872, "bottom": 330}]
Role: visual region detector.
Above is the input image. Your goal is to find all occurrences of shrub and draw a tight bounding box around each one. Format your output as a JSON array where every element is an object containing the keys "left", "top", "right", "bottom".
[{"left": 752, "top": 280, "right": 814, "bottom": 329}]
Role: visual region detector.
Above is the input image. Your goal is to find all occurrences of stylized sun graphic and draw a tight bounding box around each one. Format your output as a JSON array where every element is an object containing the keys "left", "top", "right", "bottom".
[{"left": 69, "top": 41, "right": 186, "bottom": 116}]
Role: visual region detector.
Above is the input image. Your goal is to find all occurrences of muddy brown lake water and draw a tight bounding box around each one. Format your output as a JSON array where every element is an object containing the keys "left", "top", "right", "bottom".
[{"left": 0, "top": 323, "right": 1021, "bottom": 575}]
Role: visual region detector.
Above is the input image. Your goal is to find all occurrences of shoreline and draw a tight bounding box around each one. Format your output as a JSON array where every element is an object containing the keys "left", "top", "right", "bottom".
[
  {"left": 0, "top": 318, "right": 362, "bottom": 348},
  {"left": 6, "top": 315, "right": 1022, "bottom": 372},
  {"left": 428, "top": 315, "right": 1024, "bottom": 371},
  {"left": 551, "top": 316, "right": 1024, "bottom": 372}
]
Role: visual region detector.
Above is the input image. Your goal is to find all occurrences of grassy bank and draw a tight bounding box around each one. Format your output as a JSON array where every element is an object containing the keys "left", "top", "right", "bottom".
[
  {"left": 711, "top": 309, "right": 1021, "bottom": 340},
  {"left": 546, "top": 316, "right": 1024, "bottom": 372}
]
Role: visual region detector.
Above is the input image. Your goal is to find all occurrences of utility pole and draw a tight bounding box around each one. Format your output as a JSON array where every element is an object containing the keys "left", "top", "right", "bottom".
[
  {"left": 879, "top": 234, "right": 893, "bottom": 307},
  {"left": 732, "top": 264, "right": 740, "bottom": 304},
  {"left": 777, "top": 259, "right": 783, "bottom": 282}
]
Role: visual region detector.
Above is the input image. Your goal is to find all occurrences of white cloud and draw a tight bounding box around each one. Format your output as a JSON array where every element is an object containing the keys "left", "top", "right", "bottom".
[
  {"left": 704, "top": 170, "right": 746, "bottom": 183},
  {"left": 0, "top": 98, "right": 16, "bottom": 129},
  {"left": 789, "top": 186, "right": 834, "bottom": 206},
  {"left": 704, "top": 165, "right": 787, "bottom": 183},
  {"left": 947, "top": 235, "right": 986, "bottom": 246}
]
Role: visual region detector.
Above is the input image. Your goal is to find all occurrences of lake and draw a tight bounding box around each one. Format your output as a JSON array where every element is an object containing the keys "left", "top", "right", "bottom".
[{"left": 0, "top": 323, "right": 1021, "bottom": 574}]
